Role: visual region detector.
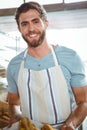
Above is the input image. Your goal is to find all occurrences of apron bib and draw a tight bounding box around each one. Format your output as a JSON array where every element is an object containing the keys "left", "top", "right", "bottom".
[{"left": 18, "top": 46, "right": 71, "bottom": 129}]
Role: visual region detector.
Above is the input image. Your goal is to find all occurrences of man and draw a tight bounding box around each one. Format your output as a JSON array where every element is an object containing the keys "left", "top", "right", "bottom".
[{"left": 6, "top": 1, "right": 87, "bottom": 130}]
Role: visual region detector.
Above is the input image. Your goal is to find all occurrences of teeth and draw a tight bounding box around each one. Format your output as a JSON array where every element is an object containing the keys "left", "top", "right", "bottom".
[{"left": 30, "top": 34, "right": 37, "bottom": 38}]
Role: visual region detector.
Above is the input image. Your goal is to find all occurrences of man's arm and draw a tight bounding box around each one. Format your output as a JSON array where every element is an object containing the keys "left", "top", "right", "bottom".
[
  {"left": 8, "top": 92, "right": 22, "bottom": 127},
  {"left": 61, "top": 85, "right": 87, "bottom": 130}
]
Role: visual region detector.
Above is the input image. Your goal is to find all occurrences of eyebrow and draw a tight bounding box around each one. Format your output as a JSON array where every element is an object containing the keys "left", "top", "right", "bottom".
[
  {"left": 32, "top": 18, "right": 40, "bottom": 22},
  {"left": 21, "top": 21, "right": 28, "bottom": 25}
]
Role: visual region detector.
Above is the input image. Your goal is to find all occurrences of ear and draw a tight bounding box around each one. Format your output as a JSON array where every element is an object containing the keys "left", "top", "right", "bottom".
[
  {"left": 45, "top": 20, "right": 49, "bottom": 27},
  {"left": 45, "top": 20, "right": 49, "bottom": 29}
]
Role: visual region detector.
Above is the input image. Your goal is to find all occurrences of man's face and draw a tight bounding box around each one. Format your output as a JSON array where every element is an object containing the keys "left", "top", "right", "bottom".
[{"left": 18, "top": 9, "right": 48, "bottom": 48}]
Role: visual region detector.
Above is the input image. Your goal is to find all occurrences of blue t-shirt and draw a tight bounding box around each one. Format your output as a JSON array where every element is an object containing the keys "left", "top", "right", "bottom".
[{"left": 7, "top": 45, "right": 87, "bottom": 94}]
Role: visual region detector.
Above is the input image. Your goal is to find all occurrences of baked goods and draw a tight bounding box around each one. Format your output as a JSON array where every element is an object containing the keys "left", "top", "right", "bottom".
[
  {"left": 19, "top": 117, "right": 38, "bottom": 130},
  {"left": 41, "top": 124, "right": 55, "bottom": 130},
  {"left": 0, "top": 101, "right": 9, "bottom": 128}
]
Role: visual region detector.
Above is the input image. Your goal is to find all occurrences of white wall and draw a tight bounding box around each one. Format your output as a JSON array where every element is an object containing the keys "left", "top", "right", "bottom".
[{"left": 47, "top": 28, "right": 87, "bottom": 62}]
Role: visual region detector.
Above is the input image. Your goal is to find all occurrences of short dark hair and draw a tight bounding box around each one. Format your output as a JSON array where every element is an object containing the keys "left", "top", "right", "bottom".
[{"left": 15, "top": 1, "right": 47, "bottom": 25}]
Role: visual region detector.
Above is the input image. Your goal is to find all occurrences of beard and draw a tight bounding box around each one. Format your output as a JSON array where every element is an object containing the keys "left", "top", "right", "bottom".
[{"left": 22, "top": 30, "right": 46, "bottom": 48}]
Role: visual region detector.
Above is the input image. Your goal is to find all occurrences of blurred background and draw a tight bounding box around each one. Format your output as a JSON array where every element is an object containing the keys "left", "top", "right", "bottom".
[{"left": 0, "top": 0, "right": 87, "bottom": 129}]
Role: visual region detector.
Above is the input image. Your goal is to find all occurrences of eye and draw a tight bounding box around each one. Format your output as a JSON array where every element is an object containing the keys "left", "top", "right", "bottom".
[
  {"left": 21, "top": 22, "right": 28, "bottom": 27},
  {"left": 35, "top": 20, "right": 39, "bottom": 23},
  {"left": 33, "top": 19, "right": 40, "bottom": 24}
]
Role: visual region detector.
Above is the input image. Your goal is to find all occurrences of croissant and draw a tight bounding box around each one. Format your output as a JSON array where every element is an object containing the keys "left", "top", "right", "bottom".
[
  {"left": 41, "top": 124, "right": 55, "bottom": 130},
  {"left": 19, "top": 117, "right": 38, "bottom": 130}
]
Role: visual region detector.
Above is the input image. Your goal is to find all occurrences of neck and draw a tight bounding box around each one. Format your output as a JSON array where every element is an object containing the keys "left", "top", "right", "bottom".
[{"left": 27, "top": 42, "right": 51, "bottom": 59}]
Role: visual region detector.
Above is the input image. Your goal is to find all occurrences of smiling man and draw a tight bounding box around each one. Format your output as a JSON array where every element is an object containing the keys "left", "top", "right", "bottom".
[{"left": 6, "top": 1, "right": 87, "bottom": 130}]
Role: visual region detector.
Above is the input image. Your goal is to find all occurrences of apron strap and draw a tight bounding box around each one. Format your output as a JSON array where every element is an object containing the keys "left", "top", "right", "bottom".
[{"left": 50, "top": 45, "right": 59, "bottom": 66}]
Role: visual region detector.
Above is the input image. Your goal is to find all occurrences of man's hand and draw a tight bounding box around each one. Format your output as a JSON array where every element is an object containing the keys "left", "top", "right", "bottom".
[
  {"left": 8, "top": 113, "right": 22, "bottom": 128},
  {"left": 7, "top": 104, "right": 22, "bottom": 128},
  {"left": 60, "top": 124, "right": 74, "bottom": 130}
]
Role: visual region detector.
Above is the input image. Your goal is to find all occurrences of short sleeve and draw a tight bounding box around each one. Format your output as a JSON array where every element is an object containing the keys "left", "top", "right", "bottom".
[
  {"left": 70, "top": 53, "right": 87, "bottom": 87},
  {"left": 7, "top": 62, "right": 19, "bottom": 93}
]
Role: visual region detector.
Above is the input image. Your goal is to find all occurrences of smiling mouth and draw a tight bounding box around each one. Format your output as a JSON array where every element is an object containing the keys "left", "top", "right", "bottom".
[{"left": 29, "top": 34, "right": 38, "bottom": 38}]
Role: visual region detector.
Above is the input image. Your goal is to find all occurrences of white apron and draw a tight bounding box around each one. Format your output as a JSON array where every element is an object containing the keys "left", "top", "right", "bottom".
[{"left": 17, "top": 46, "right": 71, "bottom": 129}]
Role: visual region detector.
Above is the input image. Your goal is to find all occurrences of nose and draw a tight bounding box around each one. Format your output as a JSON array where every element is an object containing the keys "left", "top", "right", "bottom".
[{"left": 29, "top": 23, "right": 34, "bottom": 31}]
